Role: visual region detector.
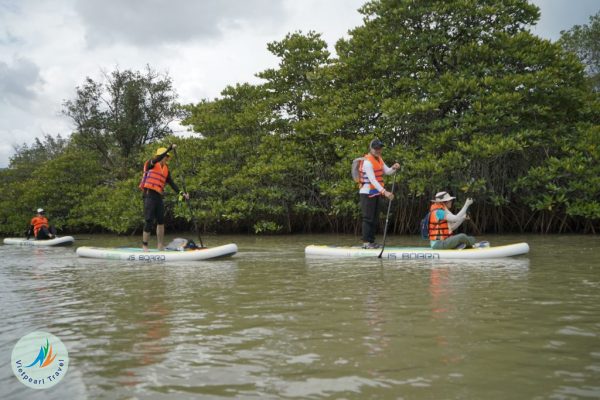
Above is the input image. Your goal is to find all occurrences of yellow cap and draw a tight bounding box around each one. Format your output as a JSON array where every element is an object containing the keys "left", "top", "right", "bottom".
[{"left": 155, "top": 147, "right": 170, "bottom": 157}]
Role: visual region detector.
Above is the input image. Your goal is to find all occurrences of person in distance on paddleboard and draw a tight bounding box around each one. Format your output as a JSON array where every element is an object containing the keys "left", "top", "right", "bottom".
[
  {"left": 358, "top": 138, "right": 400, "bottom": 249},
  {"left": 428, "top": 191, "right": 477, "bottom": 249},
  {"left": 139, "top": 144, "right": 189, "bottom": 251},
  {"left": 26, "top": 208, "right": 57, "bottom": 240}
]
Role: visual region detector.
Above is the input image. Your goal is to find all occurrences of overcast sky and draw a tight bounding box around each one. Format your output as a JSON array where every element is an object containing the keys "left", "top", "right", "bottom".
[{"left": 1, "top": 0, "right": 598, "bottom": 168}]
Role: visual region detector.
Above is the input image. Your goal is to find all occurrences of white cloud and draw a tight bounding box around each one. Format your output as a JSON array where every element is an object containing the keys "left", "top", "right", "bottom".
[
  {"left": 0, "top": 0, "right": 597, "bottom": 168},
  {"left": 74, "top": 0, "right": 286, "bottom": 47},
  {"left": 0, "top": 58, "right": 42, "bottom": 105}
]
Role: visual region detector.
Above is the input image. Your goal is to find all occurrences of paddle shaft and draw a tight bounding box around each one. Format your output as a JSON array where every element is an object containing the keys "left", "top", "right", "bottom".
[
  {"left": 378, "top": 171, "right": 398, "bottom": 258},
  {"left": 172, "top": 148, "right": 204, "bottom": 248},
  {"left": 462, "top": 177, "right": 480, "bottom": 235}
]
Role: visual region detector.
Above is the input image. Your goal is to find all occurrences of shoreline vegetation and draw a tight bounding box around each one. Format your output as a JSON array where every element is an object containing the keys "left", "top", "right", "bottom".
[{"left": 1, "top": 1, "right": 599, "bottom": 236}]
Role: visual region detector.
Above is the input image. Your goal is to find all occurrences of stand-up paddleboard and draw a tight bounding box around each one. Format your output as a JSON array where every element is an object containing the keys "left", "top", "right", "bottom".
[
  {"left": 3, "top": 236, "right": 75, "bottom": 246},
  {"left": 305, "top": 242, "right": 529, "bottom": 260},
  {"left": 76, "top": 243, "right": 238, "bottom": 262}
]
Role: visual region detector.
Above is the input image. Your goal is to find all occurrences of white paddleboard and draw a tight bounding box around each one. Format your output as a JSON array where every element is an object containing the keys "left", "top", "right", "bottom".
[
  {"left": 3, "top": 236, "right": 75, "bottom": 246},
  {"left": 76, "top": 243, "right": 238, "bottom": 262},
  {"left": 305, "top": 242, "right": 529, "bottom": 260}
]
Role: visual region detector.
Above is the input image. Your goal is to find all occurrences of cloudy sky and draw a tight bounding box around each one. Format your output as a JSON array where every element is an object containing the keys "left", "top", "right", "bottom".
[{"left": 1, "top": 0, "right": 598, "bottom": 168}]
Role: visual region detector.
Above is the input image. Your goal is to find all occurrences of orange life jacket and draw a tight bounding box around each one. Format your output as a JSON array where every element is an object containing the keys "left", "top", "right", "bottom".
[
  {"left": 139, "top": 160, "right": 169, "bottom": 194},
  {"left": 359, "top": 153, "right": 385, "bottom": 193},
  {"left": 30, "top": 216, "right": 49, "bottom": 237},
  {"left": 429, "top": 203, "right": 452, "bottom": 241}
]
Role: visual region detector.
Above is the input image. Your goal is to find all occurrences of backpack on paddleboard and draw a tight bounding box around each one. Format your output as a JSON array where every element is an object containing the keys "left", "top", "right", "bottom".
[
  {"left": 351, "top": 157, "right": 365, "bottom": 184},
  {"left": 420, "top": 212, "right": 430, "bottom": 240},
  {"left": 166, "top": 238, "right": 199, "bottom": 251}
]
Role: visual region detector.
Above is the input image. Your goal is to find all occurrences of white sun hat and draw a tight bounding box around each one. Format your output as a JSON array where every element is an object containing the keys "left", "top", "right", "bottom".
[{"left": 431, "top": 191, "right": 456, "bottom": 203}]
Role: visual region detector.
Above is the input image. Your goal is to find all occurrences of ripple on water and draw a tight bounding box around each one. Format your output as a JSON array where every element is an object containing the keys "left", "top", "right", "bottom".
[
  {"left": 285, "top": 353, "right": 320, "bottom": 365},
  {"left": 277, "top": 375, "right": 392, "bottom": 397},
  {"left": 553, "top": 385, "right": 600, "bottom": 398},
  {"left": 558, "top": 326, "right": 597, "bottom": 337}
]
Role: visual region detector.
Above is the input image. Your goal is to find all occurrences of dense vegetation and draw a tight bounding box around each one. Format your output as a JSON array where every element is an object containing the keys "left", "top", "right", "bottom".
[{"left": 1, "top": 0, "right": 599, "bottom": 237}]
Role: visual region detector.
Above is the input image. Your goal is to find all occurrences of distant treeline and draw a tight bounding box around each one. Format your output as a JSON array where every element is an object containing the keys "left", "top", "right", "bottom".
[{"left": 1, "top": 0, "right": 599, "bottom": 236}]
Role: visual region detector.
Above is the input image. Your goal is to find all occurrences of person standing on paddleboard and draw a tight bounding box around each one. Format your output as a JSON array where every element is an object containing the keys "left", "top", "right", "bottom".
[
  {"left": 428, "top": 191, "right": 479, "bottom": 249},
  {"left": 26, "top": 208, "right": 57, "bottom": 240},
  {"left": 139, "top": 144, "right": 189, "bottom": 251},
  {"left": 358, "top": 139, "right": 400, "bottom": 249}
]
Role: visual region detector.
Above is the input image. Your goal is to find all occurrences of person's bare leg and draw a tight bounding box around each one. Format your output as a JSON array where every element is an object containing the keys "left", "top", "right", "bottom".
[{"left": 157, "top": 224, "right": 165, "bottom": 250}]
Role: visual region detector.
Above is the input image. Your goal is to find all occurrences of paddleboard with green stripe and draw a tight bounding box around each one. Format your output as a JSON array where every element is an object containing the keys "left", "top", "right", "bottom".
[
  {"left": 305, "top": 242, "right": 529, "bottom": 260},
  {"left": 76, "top": 243, "right": 237, "bottom": 262}
]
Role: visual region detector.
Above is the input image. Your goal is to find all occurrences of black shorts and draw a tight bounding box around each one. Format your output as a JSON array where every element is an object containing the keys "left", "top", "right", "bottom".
[{"left": 143, "top": 190, "right": 165, "bottom": 229}]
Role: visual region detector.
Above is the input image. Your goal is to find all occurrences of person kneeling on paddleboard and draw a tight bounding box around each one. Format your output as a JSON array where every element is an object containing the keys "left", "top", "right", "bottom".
[
  {"left": 357, "top": 139, "right": 400, "bottom": 249},
  {"left": 139, "top": 144, "right": 189, "bottom": 251},
  {"left": 26, "top": 208, "right": 57, "bottom": 240},
  {"left": 427, "top": 191, "right": 487, "bottom": 250}
]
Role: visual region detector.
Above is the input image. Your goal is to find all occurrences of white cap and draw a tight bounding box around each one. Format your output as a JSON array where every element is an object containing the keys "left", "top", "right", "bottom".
[{"left": 37, "top": 208, "right": 44, "bottom": 213}]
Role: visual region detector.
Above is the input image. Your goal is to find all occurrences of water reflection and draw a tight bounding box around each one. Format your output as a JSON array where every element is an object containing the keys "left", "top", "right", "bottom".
[
  {"left": 364, "top": 285, "right": 391, "bottom": 357},
  {"left": 429, "top": 267, "right": 450, "bottom": 317},
  {"left": 304, "top": 256, "right": 530, "bottom": 270},
  {"left": 67, "top": 259, "right": 239, "bottom": 393}
]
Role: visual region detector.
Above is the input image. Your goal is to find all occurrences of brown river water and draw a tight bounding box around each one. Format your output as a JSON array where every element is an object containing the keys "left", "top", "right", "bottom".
[{"left": 1, "top": 234, "right": 599, "bottom": 399}]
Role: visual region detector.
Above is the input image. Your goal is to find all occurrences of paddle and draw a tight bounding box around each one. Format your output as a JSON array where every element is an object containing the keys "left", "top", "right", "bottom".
[
  {"left": 172, "top": 148, "right": 205, "bottom": 248},
  {"left": 378, "top": 170, "right": 398, "bottom": 259},
  {"left": 461, "top": 177, "right": 481, "bottom": 236}
]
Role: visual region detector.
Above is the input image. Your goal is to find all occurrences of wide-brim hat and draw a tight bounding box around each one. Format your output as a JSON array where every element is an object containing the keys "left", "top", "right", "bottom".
[{"left": 431, "top": 191, "right": 456, "bottom": 203}]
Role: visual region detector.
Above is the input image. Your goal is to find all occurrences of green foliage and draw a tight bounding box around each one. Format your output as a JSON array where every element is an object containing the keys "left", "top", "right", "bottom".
[
  {"left": 63, "top": 66, "right": 184, "bottom": 176},
  {"left": 0, "top": 145, "right": 104, "bottom": 235},
  {"left": 253, "top": 221, "right": 283, "bottom": 234},
  {"left": 559, "top": 11, "right": 600, "bottom": 91},
  {"left": 2, "top": 2, "right": 599, "bottom": 235},
  {"left": 516, "top": 122, "right": 600, "bottom": 218},
  {"left": 10, "top": 134, "right": 69, "bottom": 170},
  {"left": 72, "top": 178, "right": 142, "bottom": 234}
]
